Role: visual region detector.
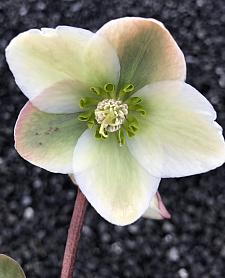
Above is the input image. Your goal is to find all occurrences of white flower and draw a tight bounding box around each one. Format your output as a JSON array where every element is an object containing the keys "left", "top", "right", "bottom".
[{"left": 6, "top": 17, "right": 225, "bottom": 225}]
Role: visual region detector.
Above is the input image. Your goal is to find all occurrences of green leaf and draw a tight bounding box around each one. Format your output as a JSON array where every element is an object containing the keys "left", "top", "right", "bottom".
[{"left": 0, "top": 254, "right": 26, "bottom": 278}]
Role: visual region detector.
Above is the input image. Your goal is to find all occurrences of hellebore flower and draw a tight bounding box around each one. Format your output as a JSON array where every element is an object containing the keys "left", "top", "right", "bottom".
[{"left": 6, "top": 17, "right": 225, "bottom": 225}]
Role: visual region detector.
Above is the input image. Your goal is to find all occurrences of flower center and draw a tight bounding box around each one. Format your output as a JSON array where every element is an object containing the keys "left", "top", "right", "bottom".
[
  {"left": 95, "top": 99, "right": 128, "bottom": 138},
  {"left": 78, "top": 82, "right": 146, "bottom": 146}
]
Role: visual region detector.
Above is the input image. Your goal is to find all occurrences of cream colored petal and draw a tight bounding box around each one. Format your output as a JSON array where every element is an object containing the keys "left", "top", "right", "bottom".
[
  {"left": 6, "top": 26, "right": 120, "bottom": 102},
  {"left": 127, "top": 81, "right": 225, "bottom": 178},
  {"left": 15, "top": 101, "right": 86, "bottom": 174},
  {"left": 73, "top": 129, "right": 160, "bottom": 226},
  {"left": 30, "top": 79, "right": 91, "bottom": 113},
  {"left": 143, "top": 192, "right": 171, "bottom": 220},
  {"left": 98, "top": 17, "right": 186, "bottom": 91}
]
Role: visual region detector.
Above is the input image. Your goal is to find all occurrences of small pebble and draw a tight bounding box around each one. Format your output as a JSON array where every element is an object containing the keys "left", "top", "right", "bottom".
[
  {"left": 178, "top": 268, "right": 189, "bottom": 278},
  {"left": 23, "top": 207, "right": 34, "bottom": 220},
  {"left": 168, "top": 247, "right": 180, "bottom": 262},
  {"left": 111, "top": 242, "right": 123, "bottom": 255}
]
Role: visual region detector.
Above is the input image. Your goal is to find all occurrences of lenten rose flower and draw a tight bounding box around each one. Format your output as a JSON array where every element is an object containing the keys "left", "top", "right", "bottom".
[{"left": 6, "top": 17, "right": 225, "bottom": 225}]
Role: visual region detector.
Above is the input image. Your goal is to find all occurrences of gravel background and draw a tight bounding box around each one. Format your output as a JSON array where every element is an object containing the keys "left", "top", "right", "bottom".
[{"left": 0, "top": 0, "right": 225, "bottom": 277}]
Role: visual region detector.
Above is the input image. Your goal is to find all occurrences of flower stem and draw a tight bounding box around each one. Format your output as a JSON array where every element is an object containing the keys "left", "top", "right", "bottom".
[{"left": 60, "top": 187, "right": 88, "bottom": 278}]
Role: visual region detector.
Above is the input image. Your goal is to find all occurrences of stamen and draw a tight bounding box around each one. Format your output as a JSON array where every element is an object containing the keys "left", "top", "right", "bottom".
[
  {"left": 78, "top": 83, "right": 145, "bottom": 143},
  {"left": 117, "top": 128, "right": 125, "bottom": 146},
  {"left": 99, "top": 119, "right": 109, "bottom": 138},
  {"left": 95, "top": 99, "right": 128, "bottom": 136}
]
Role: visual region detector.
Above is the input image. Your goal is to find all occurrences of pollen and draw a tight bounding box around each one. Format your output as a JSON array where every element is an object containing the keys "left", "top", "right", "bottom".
[{"left": 95, "top": 99, "right": 128, "bottom": 137}]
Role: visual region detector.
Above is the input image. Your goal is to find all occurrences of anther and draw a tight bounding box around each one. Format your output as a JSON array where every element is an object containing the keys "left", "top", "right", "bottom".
[{"left": 95, "top": 99, "right": 128, "bottom": 137}]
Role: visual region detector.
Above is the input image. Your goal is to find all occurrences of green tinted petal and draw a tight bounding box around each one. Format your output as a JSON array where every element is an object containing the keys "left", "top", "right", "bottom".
[
  {"left": 98, "top": 17, "right": 186, "bottom": 91},
  {"left": 73, "top": 130, "right": 160, "bottom": 225},
  {"left": 127, "top": 81, "right": 225, "bottom": 178},
  {"left": 6, "top": 26, "right": 120, "bottom": 102},
  {"left": 31, "top": 79, "right": 90, "bottom": 113},
  {"left": 15, "top": 101, "right": 86, "bottom": 173}
]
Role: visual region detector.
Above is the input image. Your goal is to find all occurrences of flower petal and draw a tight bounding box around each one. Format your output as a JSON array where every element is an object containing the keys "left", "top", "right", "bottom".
[
  {"left": 127, "top": 81, "right": 225, "bottom": 178},
  {"left": 15, "top": 101, "right": 86, "bottom": 173},
  {"left": 31, "top": 79, "right": 90, "bottom": 113},
  {"left": 98, "top": 17, "right": 186, "bottom": 91},
  {"left": 73, "top": 129, "right": 160, "bottom": 226},
  {"left": 143, "top": 192, "right": 171, "bottom": 220},
  {"left": 6, "top": 26, "right": 120, "bottom": 110}
]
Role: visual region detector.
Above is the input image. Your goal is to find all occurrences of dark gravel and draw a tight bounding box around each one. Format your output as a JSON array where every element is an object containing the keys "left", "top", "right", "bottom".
[{"left": 0, "top": 0, "right": 225, "bottom": 277}]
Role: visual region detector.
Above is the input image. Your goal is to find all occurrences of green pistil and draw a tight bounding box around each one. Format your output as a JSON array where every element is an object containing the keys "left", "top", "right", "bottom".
[
  {"left": 95, "top": 126, "right": 107, "bottom": 140},
  {"left": 116, "top": 128, "right": 125, "bottom": 146}
]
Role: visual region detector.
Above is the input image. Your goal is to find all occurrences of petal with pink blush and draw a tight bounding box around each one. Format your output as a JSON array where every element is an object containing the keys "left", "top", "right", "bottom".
[
  {"left": 98, "top": 17, "right": 186, "bottom": 91},
  {"left": 143, "top": 192, "right": 171, "bottom": 220},
  {"left": 15, "top": 101, "right": 86, "bottom": 174}
]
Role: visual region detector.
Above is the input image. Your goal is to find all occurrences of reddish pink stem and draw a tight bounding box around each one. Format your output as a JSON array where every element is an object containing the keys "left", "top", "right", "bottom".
[{"left": 60, "top": 188, "right": 88, "bottom": 278}]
